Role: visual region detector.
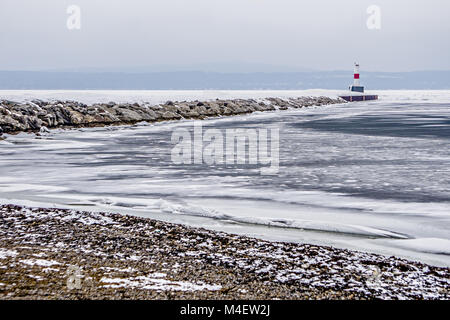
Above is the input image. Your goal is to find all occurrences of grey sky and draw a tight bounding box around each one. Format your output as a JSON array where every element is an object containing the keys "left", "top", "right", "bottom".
[{"left": 1, "top": 0, "right": 449, "bottom": 72}]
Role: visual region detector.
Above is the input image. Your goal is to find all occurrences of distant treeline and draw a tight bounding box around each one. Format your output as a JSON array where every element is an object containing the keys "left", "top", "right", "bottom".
[{"left": 0, "top": 70, "right": 449, "bottom": 90}]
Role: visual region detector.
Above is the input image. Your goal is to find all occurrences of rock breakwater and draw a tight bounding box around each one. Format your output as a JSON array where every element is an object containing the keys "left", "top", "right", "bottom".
[{"left": 0, "top": 96, "right": 344, "bottom": 135}]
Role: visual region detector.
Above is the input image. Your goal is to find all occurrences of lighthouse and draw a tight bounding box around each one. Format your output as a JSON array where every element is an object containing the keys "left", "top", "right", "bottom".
[
  {"left": 339, "top": 62, "right": 378, "bottom": 102},
  {"left": 350, "top": 62, "right": 364, "bottom": 93}
]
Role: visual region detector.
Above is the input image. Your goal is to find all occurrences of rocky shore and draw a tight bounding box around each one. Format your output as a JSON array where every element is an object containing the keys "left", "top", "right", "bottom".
[
  {"left": 0, "top": 96, "right": 344, "bottom": 135},
  {"left": 0, "top": 204, "right": 448, "bottom": 300}
]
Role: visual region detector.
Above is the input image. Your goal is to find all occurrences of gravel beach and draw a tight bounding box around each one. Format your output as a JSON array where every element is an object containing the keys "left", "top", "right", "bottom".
[{"left": 0, "top": 204, "right": 448, "bottom": 300}]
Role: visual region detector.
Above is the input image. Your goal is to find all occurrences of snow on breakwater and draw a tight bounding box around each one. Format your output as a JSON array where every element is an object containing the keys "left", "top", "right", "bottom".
[
  {"left": 0, "top": 95, "right": 344, "bottom": 134},
  {"left": 0, "top": 89, "right": 342, "bottom": 105}
]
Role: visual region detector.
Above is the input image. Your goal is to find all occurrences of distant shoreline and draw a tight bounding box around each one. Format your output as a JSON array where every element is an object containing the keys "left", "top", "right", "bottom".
[{"left": 1, "top": 70, "right": 450, "bottom": 90}]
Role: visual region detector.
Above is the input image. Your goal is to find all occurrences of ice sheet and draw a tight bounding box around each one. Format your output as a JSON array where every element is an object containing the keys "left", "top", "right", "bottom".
[{"left": 1, "top": 90, "right": 449, "bottom": 266}]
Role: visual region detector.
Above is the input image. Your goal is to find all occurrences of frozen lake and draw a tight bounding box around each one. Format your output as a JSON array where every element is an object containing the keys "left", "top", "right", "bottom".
[{"left": 1, "top": 90, "right": 449, "bottom": 266}]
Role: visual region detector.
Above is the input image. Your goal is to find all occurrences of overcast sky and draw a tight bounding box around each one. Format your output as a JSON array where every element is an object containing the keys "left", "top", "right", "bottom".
[{"left": 1, "top": 0, "right": 449, "bottom": 72}]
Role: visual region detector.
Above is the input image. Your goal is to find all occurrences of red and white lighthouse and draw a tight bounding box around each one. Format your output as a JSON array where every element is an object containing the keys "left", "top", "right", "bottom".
[
  {"left": 340, "top": 62, "right": 378, "bottom": 102},
  {"left": 350, "top": 62, "right": 364, "bottom": 93},
  {"left": 354, "top": 63, "right": 360, "bottom": 87}
]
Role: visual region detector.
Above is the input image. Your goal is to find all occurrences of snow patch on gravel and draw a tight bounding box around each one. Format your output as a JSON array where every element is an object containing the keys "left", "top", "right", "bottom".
[
  {"left": 0, "top": 248, "right": 18, "bottom": 259},
  {"left": 100, "top": 273, "right": 222, "bottom": 292},
  {"left": 20, "top": 259, "right": 60, "bottom": 267}
]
